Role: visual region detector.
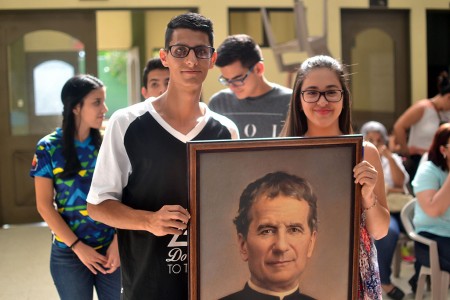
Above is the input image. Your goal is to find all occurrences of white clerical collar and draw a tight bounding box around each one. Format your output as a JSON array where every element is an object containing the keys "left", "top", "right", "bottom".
[{"left": 248, "top": 280, "right": 299, "bottom": 300}]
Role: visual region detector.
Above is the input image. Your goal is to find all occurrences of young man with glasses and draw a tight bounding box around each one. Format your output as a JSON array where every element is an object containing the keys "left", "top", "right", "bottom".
[
  {"left": 86, "top": 12, "right": 238, "bottom": 300},
  {"left": 209, "top": 34, "right": 292, "bottom": 138}
]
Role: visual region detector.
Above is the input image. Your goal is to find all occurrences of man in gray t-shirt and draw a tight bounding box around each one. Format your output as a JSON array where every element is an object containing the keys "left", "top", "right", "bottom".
[{"left": 209, "top": 34, "right": 292, "bottom": 138}]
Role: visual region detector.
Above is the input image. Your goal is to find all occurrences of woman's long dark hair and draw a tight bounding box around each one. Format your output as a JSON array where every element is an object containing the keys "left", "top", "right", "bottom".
[{"left": 60, "top": 74, "right": 104, "bottom": 178}]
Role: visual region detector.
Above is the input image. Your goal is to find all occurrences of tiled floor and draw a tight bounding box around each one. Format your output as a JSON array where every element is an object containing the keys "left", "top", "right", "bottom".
[
  {"left": 0, "top": 223, "right": 99, "bottom": 300},
  {"left": 0, "top": 224, "right": 448, "bottom": 300},
  {"left": 0, "top": 223, "right": 58, "bottom": 300}
]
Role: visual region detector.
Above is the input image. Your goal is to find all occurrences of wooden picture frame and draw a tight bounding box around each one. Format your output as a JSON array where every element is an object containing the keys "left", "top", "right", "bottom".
[{"left": 188, "top": 136, "right": 363, "bottom": 300}]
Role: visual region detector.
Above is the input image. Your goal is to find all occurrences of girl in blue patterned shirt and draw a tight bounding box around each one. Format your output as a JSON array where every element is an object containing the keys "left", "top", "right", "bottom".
[{"left": 30, "top": 75, "right": 121, "bottom": 300}]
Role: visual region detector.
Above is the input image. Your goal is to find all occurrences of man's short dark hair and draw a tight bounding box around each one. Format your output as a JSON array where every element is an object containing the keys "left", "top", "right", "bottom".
[
  {"left": 142, "top": 57, "right": 168, "bottom": 87},
  {"left": 215, "top": 34, "right": 262, "bottom": 69},
  {"left": 165, "top": 12, "right": 214, "bottom": 48},
  {"left": 234, "top": 171, "right": 318, "bottom": 238}
]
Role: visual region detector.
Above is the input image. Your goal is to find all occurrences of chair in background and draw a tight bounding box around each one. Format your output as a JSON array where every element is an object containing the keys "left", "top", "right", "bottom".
[
  {"left": 260, "top": 6, "right": 301, "bottom": 73},
  {"left": 392, "top": 232, "right": 411, "bottom": 278},
  {"left": 260, "top": 0, "right": 331, "bottom": 73},
  {"left": 400, "top": 198, "right": 450, "bottom": 300},
  {"left": 387, "top": 192, "right": 415, "bottom": 278}
]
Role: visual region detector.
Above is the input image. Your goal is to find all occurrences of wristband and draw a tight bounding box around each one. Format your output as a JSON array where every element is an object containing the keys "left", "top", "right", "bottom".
[{"left": 69, "top": 238, "right": 81, "bottom": 249}]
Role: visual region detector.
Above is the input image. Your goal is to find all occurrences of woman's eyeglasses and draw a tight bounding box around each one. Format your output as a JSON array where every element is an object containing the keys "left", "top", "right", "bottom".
[{"left": 301, "top": 90, "right": 344, "bottom": 103}]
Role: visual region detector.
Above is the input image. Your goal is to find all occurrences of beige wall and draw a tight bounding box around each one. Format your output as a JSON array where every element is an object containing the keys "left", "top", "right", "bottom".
[
  {"left": 97, "top": 11, "right": 132, "bottom": 50},
  {"left": 143, "top": 9, "right": 189, "bottom": 59},
  {"left": 1, "top": 0, "right": 449, "bottom": 104}
]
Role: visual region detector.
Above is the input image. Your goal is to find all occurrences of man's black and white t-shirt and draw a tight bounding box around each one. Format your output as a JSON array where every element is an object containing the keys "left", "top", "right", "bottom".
[{"left": 87, "top": 98, "right": 238, "bottom": 300}]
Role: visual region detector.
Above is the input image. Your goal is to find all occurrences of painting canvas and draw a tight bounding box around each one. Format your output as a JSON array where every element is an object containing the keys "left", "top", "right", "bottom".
[{"left": 188, "top": 136, "right": 363, "bottom": 300}]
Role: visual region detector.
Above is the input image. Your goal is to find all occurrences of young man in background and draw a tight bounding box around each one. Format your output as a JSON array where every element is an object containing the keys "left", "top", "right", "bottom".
[
  {"left": 141, "top": 57, "right": 169, "bottom": 99},
  {"left": 209, "top": 34, "right": 291, "bottom": 138}
]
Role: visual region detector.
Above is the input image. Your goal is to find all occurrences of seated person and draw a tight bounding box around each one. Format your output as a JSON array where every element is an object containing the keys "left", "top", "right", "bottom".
[
  {"left": 220, "top": 172, "right": 318, "bottom": 300},
  {"left": 360, "top": 121, "right": 410, "bottom": 300},
  {"left": 409, "top": 123, "right": 450, "bottom": 293}
]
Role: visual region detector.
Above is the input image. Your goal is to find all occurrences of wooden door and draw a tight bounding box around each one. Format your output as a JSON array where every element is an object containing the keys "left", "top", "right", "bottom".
[
  {"left": 0, "top": 10, "right": 97, "bottom": 225},
  {"left": 341, "top": 9, "right": 410, "bottom": 132}
]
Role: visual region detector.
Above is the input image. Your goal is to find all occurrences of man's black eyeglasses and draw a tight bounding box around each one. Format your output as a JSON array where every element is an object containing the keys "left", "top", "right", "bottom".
[
  {"left": 218, "top": 65, "right": 256, "bottom": 87},
  {"left": 167, "top": 45, "right": 215, "bottom": 59},
  {"left": 301, "top": 90, "right": 344, "bottom": 103}
]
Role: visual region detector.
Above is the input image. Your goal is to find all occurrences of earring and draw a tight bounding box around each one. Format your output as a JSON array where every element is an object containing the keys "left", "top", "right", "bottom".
[{"left": 444, "top": 153, "right": 447, "bottom": 159}]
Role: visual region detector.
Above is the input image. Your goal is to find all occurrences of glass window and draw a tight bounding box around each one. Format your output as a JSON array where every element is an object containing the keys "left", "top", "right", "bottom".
[
  {"left": 98, "top": 50, "right": 129, "bottom": 118},
  {"left": 33, "top": 60, "right": 74, "bottom": 116}
]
